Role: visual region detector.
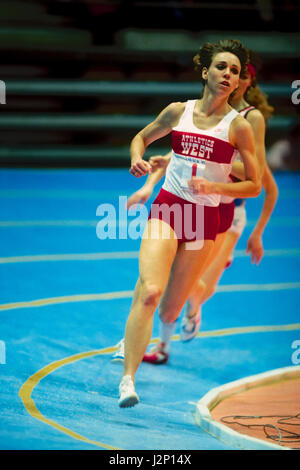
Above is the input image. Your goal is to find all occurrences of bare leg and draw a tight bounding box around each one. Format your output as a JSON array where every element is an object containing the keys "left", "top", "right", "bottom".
[
  {"left": 187, "top": 230, "right": 240, "bottom": 316},
  {"left": 159, "top": 239, "right": 214, "bottom": 324},
  {"left": 201, "top": 230, "right": 240, "bottom": 303},
  {"left": 122, "top": 219, "right": 178, "bottom": 380},
  {"left": 186, "top": 231, "right": 227, "bottom": 317},
  {"left": 141, "top": 239, "right": 215, "bottom": 365}
]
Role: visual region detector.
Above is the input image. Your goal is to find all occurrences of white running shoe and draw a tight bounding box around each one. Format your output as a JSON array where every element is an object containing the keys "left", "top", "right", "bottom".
[
  {"left": 118, "top": 375, "right": 139, "bottom": 408},
  {"left": 111, "top": 338, "right": 125, "bottom": 363},
  {"left": 180, "top": 305, "right": 202, "bottom": 342}
]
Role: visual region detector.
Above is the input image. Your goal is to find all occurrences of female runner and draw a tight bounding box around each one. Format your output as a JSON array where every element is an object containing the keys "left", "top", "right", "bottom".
[
  {"left": 116, "top": 52, "right": 278, "bottom": 365},
  {"left": 112, "top": 57, "right": 278, "bottom": 365},
  {"left": 118, "top": 39, "right": 261, "bottom": 407}
]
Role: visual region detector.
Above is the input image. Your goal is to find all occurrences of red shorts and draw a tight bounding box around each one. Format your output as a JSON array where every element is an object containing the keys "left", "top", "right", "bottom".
[
  {"left": 148, "top": 188, "right": 220, "bottom": 244},
  {"left": 218, "top": 201, "right": 235, "bottom": 234}
]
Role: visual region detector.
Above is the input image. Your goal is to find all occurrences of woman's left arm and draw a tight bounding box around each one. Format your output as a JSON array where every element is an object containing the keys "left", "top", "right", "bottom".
[
  {"left": 189, "top": 116, "right": 261, "bottom": 198},
  {"left": 246, "top": 163, "right": 279, "bottom": 264},
  {"left": 231, "top": 110, "right": 266, "bottom": 181},
  {"left": 246, "top": 110, "right": 266, "bottom": 179}
]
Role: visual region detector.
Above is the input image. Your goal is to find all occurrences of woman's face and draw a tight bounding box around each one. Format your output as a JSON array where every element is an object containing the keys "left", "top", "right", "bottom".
[
  {"left": 234, "top": 70, "right": 253, "bottom": 98},
  {"left": 203, "top": 52, "right": 241, "bottom": 96}
]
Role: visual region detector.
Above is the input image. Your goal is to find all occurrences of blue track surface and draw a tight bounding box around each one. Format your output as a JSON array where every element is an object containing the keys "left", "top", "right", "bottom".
[{"left": 0, "top": 168, "right": 299, "bottom": 450}]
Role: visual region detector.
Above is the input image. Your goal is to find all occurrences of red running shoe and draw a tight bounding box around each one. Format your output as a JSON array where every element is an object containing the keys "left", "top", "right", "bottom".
[{"left": 143, "top": 342, "right": 169, "bottom": 365}]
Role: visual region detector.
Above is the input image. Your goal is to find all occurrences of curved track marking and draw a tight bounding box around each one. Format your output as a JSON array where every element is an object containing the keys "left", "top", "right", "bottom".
[
  {"left": 19, "top": 346, "right": 120, "bottom": 450},
  {"left": 0, "top": 291, "right": 134, "bottom": 311},
  {"left": 1, "top": 281, "right": 300, "bottom": 312},
  {"left": 16, "top": 286, "right": 300, "bottom": 450}
]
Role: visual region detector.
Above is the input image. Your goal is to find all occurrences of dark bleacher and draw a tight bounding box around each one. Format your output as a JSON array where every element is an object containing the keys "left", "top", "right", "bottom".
[{"left": 0, "top": 0, "right": 300, "bottom": 167}]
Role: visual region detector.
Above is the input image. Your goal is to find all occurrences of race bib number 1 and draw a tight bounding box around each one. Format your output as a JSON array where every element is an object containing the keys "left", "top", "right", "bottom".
[{"left": 181, "top": 161, "right": 205, "bottom": 189}]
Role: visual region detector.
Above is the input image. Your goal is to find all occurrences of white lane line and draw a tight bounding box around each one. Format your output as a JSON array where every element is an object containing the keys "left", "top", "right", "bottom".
[
  {"left": 0, "top": 252, "right": 140, "bottom": 263},
  {"left": 234, "top": 248, "right": 300, "bottom": 257},
  {"left": 0, "top": 189, "right": 119, "bottom": 199},
  {"left": 0, "top": 220, "right": 98, "bottom": 227},
  {"left": 217, "top": 282, "right": 300, "bottom": 292},
  {"left": 0, "top": 216, "right": 300, "bottom": 228},
  {"left": 1, "top": 249, "right": 300, "bottom": 264},
  {"left": 247, "top": 217, "right": 300, "bottom": 227}
]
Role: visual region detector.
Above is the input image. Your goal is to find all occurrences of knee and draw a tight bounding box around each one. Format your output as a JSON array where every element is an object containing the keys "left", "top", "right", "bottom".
[
  {"left": 197, "top": 279, "right": 207, "bottom": 295},
  {"left": 140, "top": 282, "right": 162, "bottom": 308}
]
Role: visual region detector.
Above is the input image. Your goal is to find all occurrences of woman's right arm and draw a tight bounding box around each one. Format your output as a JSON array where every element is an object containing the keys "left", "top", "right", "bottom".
[{"left": 129, "top": 103, "right": 184, "bottom": 177}]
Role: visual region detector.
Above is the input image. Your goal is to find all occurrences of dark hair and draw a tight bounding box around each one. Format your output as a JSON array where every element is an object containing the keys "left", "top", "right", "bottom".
[
  {"left": 193, "top": 39, "right": 249, "bottom": 85},
  {"left": 240, "top": 50, "right": 261, "bottom": 84},
  {"left": 244, "top": 50, "right": 275, "bottom": 122}
]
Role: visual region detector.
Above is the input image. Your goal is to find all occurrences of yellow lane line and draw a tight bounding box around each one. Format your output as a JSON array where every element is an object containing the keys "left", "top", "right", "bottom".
[
  {"left": 2, "top": 281, "right": 300, "bottom": 312},
  {"left": 19, "top": 346, "right": 120, "bottom": 450},
  {"left": 0, "top": 291, "right": 134, "bottom": 311},
  {"left": 19, "top": 323, "right": 300, "bottom": 449}
]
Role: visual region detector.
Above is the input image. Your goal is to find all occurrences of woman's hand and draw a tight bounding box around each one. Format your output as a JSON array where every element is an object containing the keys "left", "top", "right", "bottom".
[
  {"left": 246, "top": 232, "right": 264, "bottom": 265},
  {"left": 127, "top": 186, "right": 153, "bottom": 209},
  {"left": 129, "top": 159, "right": 152, "bottom": 177},
  {"left": 188, "top": 177, "right": 214, "bottom": 195},
  {"left": 149, "top": 154, "right": 171, "bottom": 171}
]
